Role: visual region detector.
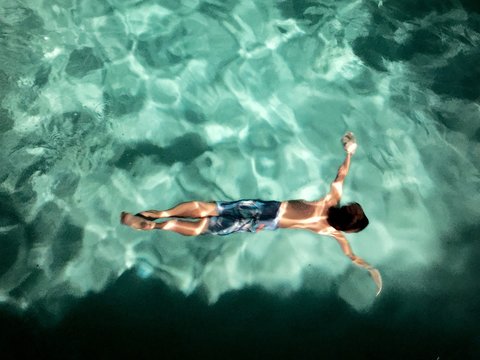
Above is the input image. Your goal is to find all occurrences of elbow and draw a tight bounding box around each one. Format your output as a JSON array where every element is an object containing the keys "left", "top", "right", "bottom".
[{"left": 347, "top": 254, "right": 357, "bottom": 261}]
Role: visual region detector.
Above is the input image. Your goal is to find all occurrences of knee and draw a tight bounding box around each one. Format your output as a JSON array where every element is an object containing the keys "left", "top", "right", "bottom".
[
  {"left": 161, "top": 219, "right": 178, "bottom": 230},
  {"left": 189, "top": 218, "right": 209, "bottom": 236},
  {"left": 199, "top": 202, "right": 217, "bottom": 217}
]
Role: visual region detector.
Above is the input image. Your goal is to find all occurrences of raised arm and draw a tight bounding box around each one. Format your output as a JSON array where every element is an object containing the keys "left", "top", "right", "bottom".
[
  {"left": 325, "top": 132, "right": 357, "bottom": 205},
  {"left": 331, "top": 231, "right": 383, "bottom": 296}
]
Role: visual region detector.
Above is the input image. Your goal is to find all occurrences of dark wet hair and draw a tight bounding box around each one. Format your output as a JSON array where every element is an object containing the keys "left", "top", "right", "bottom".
[{"left": 327, "top": 202, "right": 369, "bottom": 232}]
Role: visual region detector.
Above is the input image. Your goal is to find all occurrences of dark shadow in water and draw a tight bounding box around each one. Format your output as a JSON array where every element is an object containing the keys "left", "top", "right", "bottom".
[
  {"left": 199, "top": 0, "right": 240, "bottom": 21},
  {"left": 276, "top": 0, "right": 332, "bottom": 29},
  {"left": 276, "top": 0, "right": 480, "bottom": 102},
  {"left": 14, "top": 159, "right": 50, "bottom": 191},
  {"left": 1, "top": 202, "right": 477, "bottom": 358},
  {"left": 350, "top": 1, "right": 480, "bottom": 101},
  {"left": 0, "top": 226, "right": 22, "bottom": 278},
  {"left": 24, "top": 202, "right": 83, "bottom": 261},
  {"left": 136, "top": 36, "right": 184, "bottom": 69},
  {"left": 351, "top": 4, "right": 450, "bottom": 70},
  {"left": 0, "top": 70, "right": 11, "bottom": 101},
  {"left": 103, "top": 89, "right": 146, "bottom": 117},
  {"left": 50, "top": 221, "right": 84, "bottom": 272},
  {"left": 0, "top": 192, "right": 24, "bottom": 277},
  {"left": 51, "top": 172, "right": 80, "bottom": 198},
  {"left": 0, "top": 263, "right": 478, "bottom": 359},
  {"left": 184, "top": 108, "right": 207, "bottom": 124},
  {"left": 0, "top": 192, "right": 23, "bottom": 226},
  {"left": 431, "top": 51, "right": 480, "bottom": 101},
  {"left": 0, "top": 201, "right": 478, "bottom": 358},
  {"left": 25, "top": 202, "right": 62, "bottom": 247},
  {"left": 114, "top": 133, "right": 210, "bottom": 170},
  {"left": 377, "top": 0, "right": 457, "bottom": 21},
  {"left": 65, "top": 47, "right": 104, "bottom": 78},
  {"left": 458, "top": 0, "right": 480, "bottom": 14},
  {"left": 34, "top": 64, "right": 51, "bottom": 88},
  {"left": 0, "top": 108, "right": 14, "bottom": 133}
]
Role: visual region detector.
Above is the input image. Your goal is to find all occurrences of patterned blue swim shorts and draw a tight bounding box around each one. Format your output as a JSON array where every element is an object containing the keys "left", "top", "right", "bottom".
[{"left": 206, "top": 199, "right": 281, "bottom": 236}]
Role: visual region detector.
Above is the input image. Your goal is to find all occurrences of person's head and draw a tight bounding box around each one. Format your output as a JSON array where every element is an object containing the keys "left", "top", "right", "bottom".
[{"left": 327, "top": 202, "right": 369, "bottom": 233}]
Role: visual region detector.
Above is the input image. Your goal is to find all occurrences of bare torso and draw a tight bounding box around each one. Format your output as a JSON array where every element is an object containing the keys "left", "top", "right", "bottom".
[
  {"left": 277, "top": 198, "right": 335, "bottom": 235},
  {"left": 124, "top": 135, "right": 384, "bottom": 295}
]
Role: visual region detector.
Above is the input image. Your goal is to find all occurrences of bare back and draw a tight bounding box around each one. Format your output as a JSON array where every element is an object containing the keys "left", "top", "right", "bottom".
[{"left": 277, "top": 198, "right": 336, "bottom": 235}]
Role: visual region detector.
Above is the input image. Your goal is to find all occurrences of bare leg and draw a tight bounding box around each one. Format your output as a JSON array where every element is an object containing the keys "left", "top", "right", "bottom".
[
  {"left": 138, "top": 201, "right": 218, "bottom": 219},
  {"left": 154, "top": 218, "right": 210, "bottom": 236},
  {"left": 121, "top": 212, "right": 156, "bottom": 230},
  {"left": 121, "top": 212, "right": 210, "bottom": 236}
]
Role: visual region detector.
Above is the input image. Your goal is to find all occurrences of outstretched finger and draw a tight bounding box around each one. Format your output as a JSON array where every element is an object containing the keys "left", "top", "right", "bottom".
[
  {"left": 368, "top": 268, "right": 383, "bottom": 296},
  {"left": 341, "top": 132, "right": 355, "bottom": 145}
]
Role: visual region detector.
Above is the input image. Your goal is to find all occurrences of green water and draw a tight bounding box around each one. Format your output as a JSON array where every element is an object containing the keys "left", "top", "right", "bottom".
[{"left": 0, "top": 1, "right": 479, "bottom": 357}]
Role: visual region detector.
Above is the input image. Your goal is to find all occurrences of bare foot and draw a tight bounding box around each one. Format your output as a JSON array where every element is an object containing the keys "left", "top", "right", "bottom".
[
  {"left": 135, "top": 211, "right": 158, "bottom": 221},
  {"left": 121, "top": 212, "right": 156, "bottom": 230}
]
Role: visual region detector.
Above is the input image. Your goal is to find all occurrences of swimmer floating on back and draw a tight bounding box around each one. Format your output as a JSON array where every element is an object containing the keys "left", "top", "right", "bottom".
[{"left": 121, "top": 132, "right": 382, "bottom": 296}]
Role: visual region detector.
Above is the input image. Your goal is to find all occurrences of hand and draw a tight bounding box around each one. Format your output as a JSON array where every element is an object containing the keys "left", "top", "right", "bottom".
[
  {"left": 341, "top": 131, "right": 357, "bottom": 155},
  {"left": 368, "top": 268, "right": 383, "bottom": 296}
]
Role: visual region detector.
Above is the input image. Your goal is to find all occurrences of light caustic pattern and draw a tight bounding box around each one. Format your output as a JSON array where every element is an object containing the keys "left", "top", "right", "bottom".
[{"left": 0, "top": 0, "right": 479, "bottom": 315}]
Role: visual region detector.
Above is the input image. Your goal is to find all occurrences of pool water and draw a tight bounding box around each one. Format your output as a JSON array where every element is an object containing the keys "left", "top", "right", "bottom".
[{"left": 0, "top": 0, "right": 479, "bottom": 349}]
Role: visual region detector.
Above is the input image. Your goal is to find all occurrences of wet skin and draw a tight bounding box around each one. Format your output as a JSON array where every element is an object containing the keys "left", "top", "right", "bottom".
[{"left": 121, "top": 133, "right": 382, "bottom": 295}]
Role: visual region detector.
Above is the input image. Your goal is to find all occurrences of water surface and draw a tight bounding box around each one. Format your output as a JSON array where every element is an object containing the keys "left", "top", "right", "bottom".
[{"left": 0, "top": 0, "right": 479, "bottom": 358}]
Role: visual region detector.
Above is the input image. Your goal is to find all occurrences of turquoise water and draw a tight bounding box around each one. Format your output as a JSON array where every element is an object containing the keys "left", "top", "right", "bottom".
[{"left": 1, "top": 0, "right": 480, "bottom": 356}]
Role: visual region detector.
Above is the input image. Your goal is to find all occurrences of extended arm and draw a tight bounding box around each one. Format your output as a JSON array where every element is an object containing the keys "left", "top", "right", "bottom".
[
  {"left": 326, "top": 131, "right": 357, "bottom": 205},
  {"left": 332, "top": 231, "right": 383, "bottom": 296}
]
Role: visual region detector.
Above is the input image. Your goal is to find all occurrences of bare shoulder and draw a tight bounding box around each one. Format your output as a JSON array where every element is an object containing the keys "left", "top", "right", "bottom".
[{"left": 325, "top": 184, "right": 341, "bottom": 206}]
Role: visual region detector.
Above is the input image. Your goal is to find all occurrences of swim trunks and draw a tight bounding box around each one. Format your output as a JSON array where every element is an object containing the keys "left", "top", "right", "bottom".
[{"left": 206, "top": 199, "right": 281, "bottom": 236}]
